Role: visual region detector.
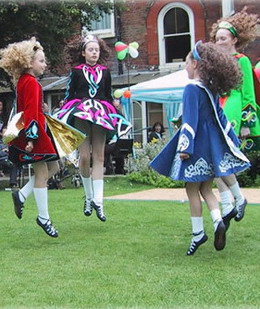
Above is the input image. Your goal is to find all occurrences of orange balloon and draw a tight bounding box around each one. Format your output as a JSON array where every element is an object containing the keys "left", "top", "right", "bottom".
[{"left": 123, "top": 90, "right": 131, "bottom": 98}]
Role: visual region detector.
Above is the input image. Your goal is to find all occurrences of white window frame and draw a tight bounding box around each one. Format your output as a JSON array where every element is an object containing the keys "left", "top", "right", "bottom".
[
  {"left": 157, "top": 2, "right": 195, "bottom": 71},
  {"left": 82, "top": 2, "right": 115, "bottom": 39},
  {"left": 222, "top": 0, "right": 235, "bottom": 17}
]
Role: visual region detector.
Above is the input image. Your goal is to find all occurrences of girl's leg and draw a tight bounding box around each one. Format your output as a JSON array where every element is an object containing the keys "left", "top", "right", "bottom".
[
  {"left": 78, "top": 135, "right": 93, "bottom": 216},
  {"left": 91, "top": 125, "right": 106, "bottom": 221},
  {"left": 221, "top": 174, "right": 247, "bottom": 221},
  {"left": 33, "top": 161, "right": 58, "bottom": 237},
  {"left": 200, "top": 180, "right": 226, "bottom": 251},
  {"left": 185, "top": 182, "right": 208, "bottom": 255},
  {"left": 12, "top": 161, "right": 59, "bottom": 219}
]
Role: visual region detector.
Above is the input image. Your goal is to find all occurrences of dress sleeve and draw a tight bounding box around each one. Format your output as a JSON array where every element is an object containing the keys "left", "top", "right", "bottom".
[
  {"left": 177, "top": 84, "right": 199, "bottom": 155},
  {"left": 64, "top": 69, "right": 77, "bottom": 102},
  {"left": 23, "top": 78, "right": 39, "bottom": 141},
  {"left": 104, "top": 69, "right": 113, "bottom": 103},
  {"left": 239, "top": 56, "right": 258, "bottom": 128}
]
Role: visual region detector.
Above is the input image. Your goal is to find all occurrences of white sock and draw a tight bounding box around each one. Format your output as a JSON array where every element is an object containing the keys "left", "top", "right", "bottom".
[
  {"left": 229, "top": 182, "right": 244, "bottom": 205},
  {"left": 19, "top": 175, "right": 35, "bottom": 203},
  {"left": 210, "top": 209, "right": 222, "bottom": 231},
  {"left": 219, "top": 190, "right": 234, "bottom": 217},
  {"left": 191, "top": 217, "right": 204, "bottom": 241},
  {"left": 81, "top": 176, "right": 93, "bottom": 200},
  {"left": 92, "top": 179, "right": 104, "bottom": 206},
  {"left": 33, "top": 187, "right": 49, "bottom": 223}
]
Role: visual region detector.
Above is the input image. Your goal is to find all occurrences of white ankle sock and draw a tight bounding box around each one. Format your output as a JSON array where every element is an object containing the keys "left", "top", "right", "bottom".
[
  {"left": 191, "top": 217, "right": 204, "bottom": 241},
  {"left": 210, "top": 209, "right": 222, "bottom": 231},
  {"left": 219, "top": 190, "right": 234, "bottom": 217},
  {"left": 19, "top": 176, "right": 35, "bottom": 203},
  {"left": 92, "top": 179, "right": 104, "bottom": 206},
  {"left": 229, "top": 182, "right": 244, "bottom": 205},
  {"left": 33, "top": 187, "right": 49, "bottom": 223},
  {"left": 81, "top": 176, "right": 93, "bottom": 200}
]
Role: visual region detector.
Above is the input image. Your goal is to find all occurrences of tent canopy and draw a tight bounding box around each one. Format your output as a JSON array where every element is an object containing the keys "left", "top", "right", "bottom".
[{"left": 128, "top": 69, "right": 192, "bottom": 104}]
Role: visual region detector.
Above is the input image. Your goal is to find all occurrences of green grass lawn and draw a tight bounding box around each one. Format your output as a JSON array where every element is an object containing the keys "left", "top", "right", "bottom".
[{"left": 0, "top": 179, "right": 259, "bottom": 309}]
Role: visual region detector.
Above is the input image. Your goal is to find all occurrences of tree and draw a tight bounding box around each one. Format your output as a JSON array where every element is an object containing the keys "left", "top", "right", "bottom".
[{"left": 0, "top": 0, "right": 113, "bottom": 86}]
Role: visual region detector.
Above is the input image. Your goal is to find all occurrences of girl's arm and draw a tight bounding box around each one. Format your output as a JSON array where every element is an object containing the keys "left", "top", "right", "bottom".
[
  {"left": 177, "top": 84, "right": 199, "bottom": 156},
  {"left": 239, "top": 56, "right": 258, "bottom": 131},
  {"left": 64, "top": 69, "right": 77, "bottom": 102},
  {"left": 104, "top": 69, "right": 113, "bottom": 103}
]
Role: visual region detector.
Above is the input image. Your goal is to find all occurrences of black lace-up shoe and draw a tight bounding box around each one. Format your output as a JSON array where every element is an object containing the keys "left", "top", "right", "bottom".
[
  {"left": 186, "top": 232, "right": 208, "bottom": 256},
  {"left": 234, "top": 199, "right": 247, "bottom": 222},
  {"left": 222, "top": 207, "right": 238, "bottom": 231},
  {"left": 214, "top": 220, "right": 226, "bottom": 251},
  {"left": 12, "top": 190, "right": 24, "bottom": 219},
  {"left": 36, "top": 217, "right": 59, "bottom": 238},
  {"left": 91, "top": 201, "right": 106, "bottom": 222},
  {"left": 84, "top": 198, "right": 93, "bottom": 216}
]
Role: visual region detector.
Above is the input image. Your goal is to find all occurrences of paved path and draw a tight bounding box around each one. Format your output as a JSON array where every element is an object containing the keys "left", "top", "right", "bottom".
[{"left": 106, "top": 188, "right": 259, "bottom": 204}]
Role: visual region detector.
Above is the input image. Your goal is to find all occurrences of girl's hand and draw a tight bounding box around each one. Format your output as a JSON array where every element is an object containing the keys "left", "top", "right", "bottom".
[
  {"left": 179, "top": 152, "right": 190, "bottom": 160},
  {"left": 25, "top": 141, "right": 34, "bottom": 152},
  {"left": 240, "top": 127, "right": 250, "bottom": 138}
]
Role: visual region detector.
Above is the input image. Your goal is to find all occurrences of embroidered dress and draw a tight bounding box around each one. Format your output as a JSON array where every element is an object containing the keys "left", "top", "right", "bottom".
[
  {"left": 54, "top": 64, "right": 132, "bottom": 138},
  {"left": 220, "top": 53, "right": 260, "bottom": 151},
  {"left": 150, "top": 83, "right": 250, "bottom": 182},
  {"left": 8, "top": 73, "right": 58, "bottom": 166}
]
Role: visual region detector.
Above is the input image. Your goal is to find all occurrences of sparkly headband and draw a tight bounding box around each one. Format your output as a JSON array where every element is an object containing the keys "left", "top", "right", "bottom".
[
  {"left": 192, "top": 40, "right": 202, "bottom": 61},
  {"left": 218, "top": 21, "right": 238, "bottom": 37},
  {"left": 81, "top": 35, "right": 98, "bottom": 48}
]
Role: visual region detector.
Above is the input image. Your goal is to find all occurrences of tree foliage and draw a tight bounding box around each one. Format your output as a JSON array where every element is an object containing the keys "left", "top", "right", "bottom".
[{"left": 0, "top": 0, "right": 113, "bottom": 83}]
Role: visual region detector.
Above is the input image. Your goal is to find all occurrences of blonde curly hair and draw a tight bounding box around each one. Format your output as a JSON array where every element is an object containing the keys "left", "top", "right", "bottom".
[
  {"left": 210, "top": 7, "right": 259, "bottom": 50},
  {"left": 0, "top": 37, "right": 43, "bottom": 84}
]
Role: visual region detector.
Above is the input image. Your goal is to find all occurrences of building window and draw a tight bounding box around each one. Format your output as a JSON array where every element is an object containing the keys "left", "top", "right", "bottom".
[
  {"left": 82, "top": 6, "right": 115, "bottom": 38},
  {"left": 158, "top": 3, "right": 194, "bottom": 70},
  {"left": 222, "top": 0, "right": 234, "bottom": 17}
]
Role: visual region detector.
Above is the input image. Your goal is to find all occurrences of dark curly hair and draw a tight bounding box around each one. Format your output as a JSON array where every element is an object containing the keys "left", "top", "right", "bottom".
[
  {"left": 190, "top": 42, "right": 242, "bottom": 96},
  {"left": 210, "top": 7, "right": 259, "bottom": 50}
]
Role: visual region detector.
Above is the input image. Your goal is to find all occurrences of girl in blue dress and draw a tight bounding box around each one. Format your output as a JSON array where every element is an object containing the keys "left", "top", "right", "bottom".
[
  {"left": 150, "top": 41, "right": 250, "bottom": 255},
  {"left": 55, "top": 35, "right": 131, "bottom": 222}
]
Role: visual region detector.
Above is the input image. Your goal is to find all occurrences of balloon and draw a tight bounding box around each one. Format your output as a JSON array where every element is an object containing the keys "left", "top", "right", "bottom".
[
  {"left": 115, "top": 41, "right": 128, "bottom": 52},
  {"left": 129, "top": 46, "right": 139, "bottom": 58},
  {"left": 115, "top": 41, "right": 139, "bottom": 60},
  {"left": 114, "top": 89, "right": 124, "bottom": 98},
  {"left": 123, "top": 90, "right": 131, "bottom": 98},
  {"left": 117, "top": 50, "right": 128, "bottom": 61},
  {"left": 129, "top": 42, "right": 139, "bottom": 49}
]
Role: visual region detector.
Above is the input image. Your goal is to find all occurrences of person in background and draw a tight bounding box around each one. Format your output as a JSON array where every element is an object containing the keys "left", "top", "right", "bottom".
[
  {"left": 150, "top": 41, "right": 250, "bottom": 255},
  {"left": 54, "top": 34, "right": 131, "bottom": 221},
  {"left": 148, "top": 122, "right": 165, "bottom": 143},
  {"left": 210, "top": 8, "right": 260, "bottom": 228}
]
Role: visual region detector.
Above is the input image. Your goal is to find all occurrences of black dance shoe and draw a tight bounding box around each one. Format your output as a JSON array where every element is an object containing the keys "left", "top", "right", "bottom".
[
  {"left": 12, "top": 190, "right": 24, "bottom": 219},
  {"left": 84, "top": 198, "right": 93, "bottom": 216},
  {"left": 91, "top": 201, "right": 106, "bottom": 222},
  {"left": 222, "top": 207, "right": 238, "bottom": 231},
  {"left": 214, "top": 220, "right": 226, "bottom": 251},
  {"left": 186, "top": 232, "right": 208, "bottom": 256},
  {"left": 36, "top": 217, "right": 59, "bottom": 238},
  {"left": 234, "top": 199, "right": 247, "bottom": 222}
]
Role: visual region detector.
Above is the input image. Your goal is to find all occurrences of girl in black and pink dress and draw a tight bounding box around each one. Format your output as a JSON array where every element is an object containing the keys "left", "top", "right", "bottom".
[{"left": 55, "top": 35, "right": 131, "bottom": 222}]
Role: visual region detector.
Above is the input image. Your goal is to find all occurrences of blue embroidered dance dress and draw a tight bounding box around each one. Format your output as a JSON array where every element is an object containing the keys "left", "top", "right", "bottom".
[
  {"left": 150, "top": 82, "right": 250, "bottom": 182},
  {"left": 54, "top": 63, "right": 132, "bottom": 138}
]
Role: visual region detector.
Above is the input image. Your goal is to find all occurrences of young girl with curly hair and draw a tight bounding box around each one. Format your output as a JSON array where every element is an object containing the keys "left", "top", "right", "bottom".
[
  {"left": 210, "top": 8, "right": 260, "bottom": 228},
  {"left": 150, "top": 41, "right": 250, "bottom": 256},
  {"left": 0, "top": 38, "right": 72, "bottom": 238},
  {"left": 54, "top": 35, "right": 131, "bottom": 222}
]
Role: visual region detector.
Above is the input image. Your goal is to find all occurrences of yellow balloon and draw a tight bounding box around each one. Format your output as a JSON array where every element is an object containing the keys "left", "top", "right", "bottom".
[
  {"left": 114, "top": 89, "right": 124, "bottom": 98},
  {"left": 129, "top": 42, "right": 139, "bottom": 49}
]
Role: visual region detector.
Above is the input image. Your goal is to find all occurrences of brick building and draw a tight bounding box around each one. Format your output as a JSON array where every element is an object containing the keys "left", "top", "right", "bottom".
[{"left": 0, "top": 0, "right": 259, "bottom": 143}]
